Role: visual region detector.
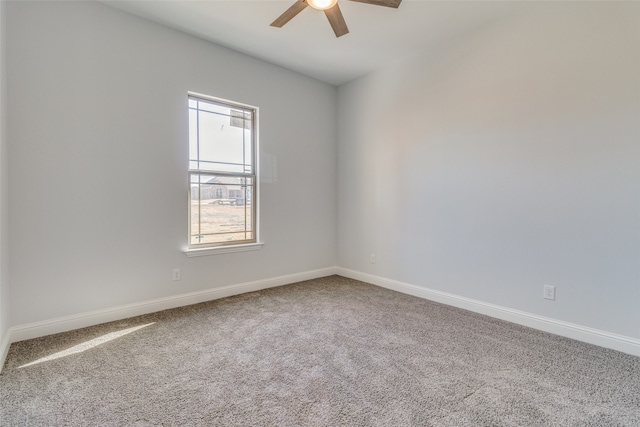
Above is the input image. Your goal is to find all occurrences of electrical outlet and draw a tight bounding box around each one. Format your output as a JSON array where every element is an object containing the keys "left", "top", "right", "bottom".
[
  {"left": 370, "top": 254, "right": 376, "bottom": 264},
  {"left": 172, "top": 268, "right": 181, "bottom": 281},
  {"left": 543, "top": 285, "right": 555, "bottom": 300}
]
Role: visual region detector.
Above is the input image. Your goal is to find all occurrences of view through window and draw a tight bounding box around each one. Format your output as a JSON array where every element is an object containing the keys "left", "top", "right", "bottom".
[{"left": 188, "top": 94, "right": 257, "bottom": 248}]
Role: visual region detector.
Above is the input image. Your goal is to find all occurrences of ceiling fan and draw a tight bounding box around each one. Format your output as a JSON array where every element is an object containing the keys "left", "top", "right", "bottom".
[{"left": 271, "top": 0, "right": 402, "bottom": 38}]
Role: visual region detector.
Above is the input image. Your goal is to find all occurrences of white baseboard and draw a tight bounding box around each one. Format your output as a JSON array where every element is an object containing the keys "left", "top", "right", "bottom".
[
  {"left": 0, "top": 266, "right": 338, "bottom": 372},
  {"left": 0, "top": 329, "right": 10, "bottom": 373},
  {"left": 336, "top": 267, "right": 640, "bottom": 357},
  {"left": 2, "top": 266, "right": 637, "bottom": 373}
]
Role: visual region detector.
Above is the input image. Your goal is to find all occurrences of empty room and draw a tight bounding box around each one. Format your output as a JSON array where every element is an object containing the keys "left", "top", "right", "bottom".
[{"left": 0, "top": 0, "right": 639, "bottom": 425}]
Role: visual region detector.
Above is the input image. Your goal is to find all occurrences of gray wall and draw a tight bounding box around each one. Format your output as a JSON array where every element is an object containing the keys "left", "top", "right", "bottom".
[
  {"left": 337, "top": 2, "right": 640, "bottom": 339},
  {"left": 7, "top": 1, "right": 337, "bottom": 325},
  {"left": 5, "top": 1, "right": 639, "bottom": 346},
  {"left": 0, "top": 0, "right": 9, "bottom": 350}
]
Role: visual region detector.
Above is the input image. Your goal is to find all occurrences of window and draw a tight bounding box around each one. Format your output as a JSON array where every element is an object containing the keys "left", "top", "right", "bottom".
[{"left": 188, "top": 94, "right": 257, "bottom": 250}]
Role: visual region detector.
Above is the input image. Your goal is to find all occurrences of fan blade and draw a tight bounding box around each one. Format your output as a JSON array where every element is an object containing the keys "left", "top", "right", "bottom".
[
  {"left": 270, "top": 1, "right": 309, "bottom": 28},
  {"left": 324, "top": 4, "right": 349, "bottom": 37},
  {"left": 348, "top": 0, "right": 402, "bottom": 8}
]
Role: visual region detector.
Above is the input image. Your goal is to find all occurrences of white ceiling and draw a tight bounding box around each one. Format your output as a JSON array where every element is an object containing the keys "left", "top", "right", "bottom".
[{"left": 101, "top": 0, "right": 527, "bottom": 86}]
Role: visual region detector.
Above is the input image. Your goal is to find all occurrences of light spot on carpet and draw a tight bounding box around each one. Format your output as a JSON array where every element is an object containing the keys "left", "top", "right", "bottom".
[{"left": 18, "top": 323, "right": 155, "bottom": 368}]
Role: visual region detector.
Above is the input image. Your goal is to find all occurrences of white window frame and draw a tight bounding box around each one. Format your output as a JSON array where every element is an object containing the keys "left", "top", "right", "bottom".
[{"left": 184, "top": 92, "right": 262, "bottom": 257}]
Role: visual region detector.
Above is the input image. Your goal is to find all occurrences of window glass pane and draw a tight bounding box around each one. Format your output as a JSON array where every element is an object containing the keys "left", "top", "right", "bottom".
[
  {"left": 244, "top": 128, "right": 253, "bottom": 173},
  {"left": 193, "top": 232, "right": 254, "bottom": 246},
  {"left": 192, "top": 99, "right": 231, "bottom": 116},
  {"left": 190, "top": 173, "right": 254, "bottom": 246},
  {"left": 190, "top": 174, "right": 254, "bottom": 189},
  {"left": 189, "top": 108, "right": 198, "bottom": 167},
  {"left": 191, "top": 110, "right": 252, "bottom": 173}
]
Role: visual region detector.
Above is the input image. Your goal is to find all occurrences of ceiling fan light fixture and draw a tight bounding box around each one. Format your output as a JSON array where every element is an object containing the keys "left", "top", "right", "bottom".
[
  {"left": 307, "top": 0, "right": 338, "bottom": 11},
  {"left": 271, "top": 0, "right": 401, "bottom": 38}
]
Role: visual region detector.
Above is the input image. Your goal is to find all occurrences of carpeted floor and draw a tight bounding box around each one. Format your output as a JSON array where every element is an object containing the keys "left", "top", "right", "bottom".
[{"left": 1, "top": 275, "right": 639, "bottom": 426}]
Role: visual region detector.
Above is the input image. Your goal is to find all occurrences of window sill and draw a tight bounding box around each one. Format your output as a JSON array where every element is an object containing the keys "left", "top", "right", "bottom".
[{"left": 183, "top": 242, "right": 264, "bottom": 257}]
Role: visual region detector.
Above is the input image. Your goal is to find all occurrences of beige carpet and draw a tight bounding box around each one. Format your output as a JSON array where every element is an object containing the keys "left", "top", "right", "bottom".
[{"left": 1, "top": 275, "right": 639, "bottom": 426}]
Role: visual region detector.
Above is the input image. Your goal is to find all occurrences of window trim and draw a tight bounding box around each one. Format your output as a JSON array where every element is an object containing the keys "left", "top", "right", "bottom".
[
  {"left": 184, "top": 242, "right": 264, "bottom": 258},
  {"left": 185, "top": 92, "right": 260, "bottom": 254}
]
